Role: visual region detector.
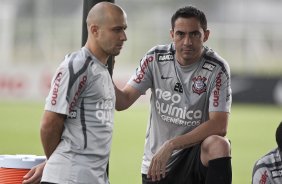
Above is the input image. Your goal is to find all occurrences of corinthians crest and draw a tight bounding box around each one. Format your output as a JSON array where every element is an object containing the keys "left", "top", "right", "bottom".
[{"left": 192, "top": 76, "right": 207, "bottom": 95}]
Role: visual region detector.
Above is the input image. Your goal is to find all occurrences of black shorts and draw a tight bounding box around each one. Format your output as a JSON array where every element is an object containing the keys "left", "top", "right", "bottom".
[{"left": 142, "top": 144, "right": 207, "bottom": 184}]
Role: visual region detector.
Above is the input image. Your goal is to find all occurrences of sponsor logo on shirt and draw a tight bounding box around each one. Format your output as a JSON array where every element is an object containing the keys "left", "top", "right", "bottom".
[
  {"left": 96, "top": 99, "right": 114, "bottom": 127},
  {"left": 157, "top": 54, "right": 174, "bottom": 62},
  {"left": 133, "top": 56, "right": 154, "bottom": 84},
  {"left": 259, "top": 170, "right": 268, "bottom": 184},
  {"left": 69, "top": 75, "right": 87, "bottom": 111},
  {"left": 51, "top": 72, "right": 62, "bottom": 105},
  {"left": 213, "top": 72, "right": 222, "bottom": 107},
  {"left": 192, "top": 76, "right": 207, "bottom": 95},
  {"left": 155, "top": 88, "right": 202, "bottom": 127},
  {"left": 202, "top": 62, "right": 216, "bottom": 71}
]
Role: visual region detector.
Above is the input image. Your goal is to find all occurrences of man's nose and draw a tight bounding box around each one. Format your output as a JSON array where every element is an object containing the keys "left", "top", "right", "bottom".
[{"left": 183, "top": 34, "right": 192, "bottom": 45}]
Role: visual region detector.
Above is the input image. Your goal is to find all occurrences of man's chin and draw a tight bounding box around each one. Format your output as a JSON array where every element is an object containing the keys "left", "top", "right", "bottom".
[{"left": 111, "top": 51, "right": 120, "bottom": 57}]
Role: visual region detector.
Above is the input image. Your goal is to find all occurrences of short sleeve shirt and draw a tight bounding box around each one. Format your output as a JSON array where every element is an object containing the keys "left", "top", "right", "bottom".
[
  {"left": 127, "top": 43, "right": 232, "bottom": 174},
  {"left": 42, "top": 47, "right": 115, "bottom": 184},
  {"left": 252, "top": 148, "right": 282, "bottom": 184}
]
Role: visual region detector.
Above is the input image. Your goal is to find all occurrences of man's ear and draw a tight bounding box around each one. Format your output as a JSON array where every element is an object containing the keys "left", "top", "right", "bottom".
[
  {"left": 90, "top": 24, "right": 99, "bottom": 36},
  {"left": 170, "top": 29, "right": 174, "bottom": 40},
  {"left": 203, "top": 30, "right": 210, "bottom": 42}
]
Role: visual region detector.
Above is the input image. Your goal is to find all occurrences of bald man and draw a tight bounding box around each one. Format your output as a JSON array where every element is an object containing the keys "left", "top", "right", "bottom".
[{"left": 22, "top": 2, "right": 127, "bottom": 184}]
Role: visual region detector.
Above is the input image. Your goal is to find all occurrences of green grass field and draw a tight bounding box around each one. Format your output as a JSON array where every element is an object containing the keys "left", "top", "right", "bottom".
[{"left": 0, "top": 101, "right": 281, "bottom": 184}]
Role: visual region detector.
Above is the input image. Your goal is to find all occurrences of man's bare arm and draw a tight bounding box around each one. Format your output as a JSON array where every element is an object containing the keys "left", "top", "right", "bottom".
[
  {"left": 115, "top": 84, "right": 141, "bottom": 111},
  {"left": 40, "top": 111, "right": 65, "bottom": 158}
]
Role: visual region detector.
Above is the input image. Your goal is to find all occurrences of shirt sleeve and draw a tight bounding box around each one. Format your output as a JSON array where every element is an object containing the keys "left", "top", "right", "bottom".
[
  {"left": 44, "top": 65, "right": 70, "bottom": 115},
  {"left": 252, "top": 164, "right": 272, "bottom": 184},
  {"left": 209, "top": 66, "right": 232, "bottom": 113},
  {"left": 127, "top": 53, "right": 154, "bottom": 95}
]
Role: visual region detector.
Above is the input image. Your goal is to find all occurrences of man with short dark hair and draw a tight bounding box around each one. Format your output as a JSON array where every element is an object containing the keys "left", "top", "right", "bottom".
[{"left": 115, "top": 5, "right": 232, "bottom": 184}]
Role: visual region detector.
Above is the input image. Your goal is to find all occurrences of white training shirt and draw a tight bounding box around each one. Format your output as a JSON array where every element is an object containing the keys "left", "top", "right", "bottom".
[
  {"left": 42, "top": 47, "right": 115, "bottom": 184},
  {"left": 252, "top": 148, "right": 282, "bottom": 184},
  {"left": 127, "top": 43, "right": 232, "bottom": 174}
]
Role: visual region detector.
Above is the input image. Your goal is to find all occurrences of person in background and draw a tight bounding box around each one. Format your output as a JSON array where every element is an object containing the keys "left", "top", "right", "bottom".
[
  {"left": 252, "top": 121, "right": 282, "bottom": 184},
  {"left": 114, "top": 5, "right": 232, "bottom": 184},
  {"left": 22, "top": 2, "right": 127, "bottom": 184}
]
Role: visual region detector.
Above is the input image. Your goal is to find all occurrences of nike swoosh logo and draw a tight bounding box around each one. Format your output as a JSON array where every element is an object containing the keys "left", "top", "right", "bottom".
[{"left": 161, "top": 75, "right": 173, "bottom": 79}]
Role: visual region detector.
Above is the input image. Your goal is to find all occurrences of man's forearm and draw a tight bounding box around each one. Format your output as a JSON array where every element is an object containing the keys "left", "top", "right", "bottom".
[
  {"left": 169, "top": 112, "right": 229, "bottom": 151},
  {"left": 114, "top": 84, "right": 128, "bottom": 111},
  {"left": 114, "top": 84, "right": 140, "bottom": 111},
  {"left": 40, "top": 111, "right": 65, "bottom": 159},
  {"left": 41, "top": 127, "right": 63, "bottom": 158}
]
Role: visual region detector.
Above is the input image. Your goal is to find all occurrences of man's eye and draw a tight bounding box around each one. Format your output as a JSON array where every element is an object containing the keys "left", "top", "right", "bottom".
[
  {"left": 176, "top": 32, "right": 185, "bottom": 36},
  {"left": 190, "top": 32, "right": 201, "bottom": 38},
  {"left": 113, "top": 28, "right": 121, "bottom": 33}
]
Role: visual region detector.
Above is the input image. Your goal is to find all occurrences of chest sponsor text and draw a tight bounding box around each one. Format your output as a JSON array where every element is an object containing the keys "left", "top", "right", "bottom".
[{"left": 155, "top": 88, "right": 202, "bottom": 126}]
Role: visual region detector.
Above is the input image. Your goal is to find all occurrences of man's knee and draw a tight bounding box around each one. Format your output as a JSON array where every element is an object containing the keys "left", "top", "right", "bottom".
[{"left": 201, "top": 135, "right": 231, "bottom": 166}]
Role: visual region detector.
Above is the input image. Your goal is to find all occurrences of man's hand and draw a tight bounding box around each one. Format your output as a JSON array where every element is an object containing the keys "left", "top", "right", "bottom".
[
  {"left": 147, "top": 141, "right": 174, "bottom": 182},
  {"left": 22, "top": 161, "right": 46, "bottom": 184}
]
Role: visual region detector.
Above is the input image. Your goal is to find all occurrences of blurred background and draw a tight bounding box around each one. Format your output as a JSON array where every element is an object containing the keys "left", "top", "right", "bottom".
[
  {"left": 0, "top": 0, "right": 281, "bottom": 103},
  {"left": 0, "top": 0, "right": 281, "bottom": 183}
]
